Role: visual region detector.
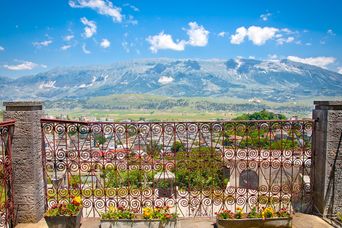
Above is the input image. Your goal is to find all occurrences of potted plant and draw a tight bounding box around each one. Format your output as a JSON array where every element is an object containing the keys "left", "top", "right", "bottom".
[
  {"left": 100, "top": 205, "right": 177, "bottom": 228},
  {"left": 44, "top": 195, "right": 82, "bottom": 228},
  {"left": 101, "top": 205, "right": 135, "bottom": 228},
  {"left": 154, "top": 170, "right": 175, "bottom": 198},
  {"left": 157, "top": 180, "right": 173, "bottom": 198},
  {"left": 142, "top": 206, "right": 177, "bottom": 228},
  {"left": 216, "top": 206, "right": 292, "bottom": 228},
  {"left": 68, "top": 175, "right": 81, "bottom": 189}
]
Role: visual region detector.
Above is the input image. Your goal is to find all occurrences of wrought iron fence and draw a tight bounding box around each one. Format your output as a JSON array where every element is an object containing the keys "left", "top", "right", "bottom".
[
  {"left": 0, "top": 120, "right": 15, "bottom": 227},
  {"left": 41, "top": 118, "right": 313, "bottom": 217}
]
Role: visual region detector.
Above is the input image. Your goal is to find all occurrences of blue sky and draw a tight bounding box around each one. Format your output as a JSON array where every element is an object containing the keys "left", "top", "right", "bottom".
[{"left": 0, "top": 0, "right": 342, "bottom": 76}]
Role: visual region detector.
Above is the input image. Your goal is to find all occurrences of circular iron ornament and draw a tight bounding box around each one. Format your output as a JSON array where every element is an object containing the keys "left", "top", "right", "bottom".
[
  {"left": 106, "top": 188, "right": 116, "bottom": 197},
  {"left": 91, "top": 124, "right": 102, "bottom": 135},
  {"left": 55, "top": 124, "right": 66, "bottom": 135},
  {"left": 199, "top": 123, "right": 210, "bottom": 134},
  {"left": 248, "top": 150, "right": 258, "bottom": 160},
  {"left": 117, "top": 188, "right": 129, "bottom": 197},
  {"left": 41, "top": 119, "right": 314, "bottom": 217},
  {"left": 43, "top": 123, "right": 54, "bottom": 134},
  {"left": 248, "top": 195, "right": 258, "bottom": 205}
]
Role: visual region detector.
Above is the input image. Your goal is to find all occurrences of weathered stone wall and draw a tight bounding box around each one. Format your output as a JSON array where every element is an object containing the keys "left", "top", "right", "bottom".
[
  {"left": 3, "top": 101, "right": 45, "bottom": 223},
  {"left": 312, "top": 101, "right": 342, "bottom": 216}
]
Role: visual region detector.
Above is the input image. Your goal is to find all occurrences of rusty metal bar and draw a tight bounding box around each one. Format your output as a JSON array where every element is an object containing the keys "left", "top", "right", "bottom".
[
  {"left": 0, "top": 120, "right": 15, "bottom": 227},
  {"left": 41, "top": 119, "right": 313, "bottom": 217}
]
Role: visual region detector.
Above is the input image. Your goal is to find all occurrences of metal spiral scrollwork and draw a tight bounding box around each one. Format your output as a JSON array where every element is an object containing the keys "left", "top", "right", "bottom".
[
  {"left": 0, "top": 121, "right": 15, "bottom": 228},
  {"left": 41, "top": 119, "right": 313, "bottom": 217}
]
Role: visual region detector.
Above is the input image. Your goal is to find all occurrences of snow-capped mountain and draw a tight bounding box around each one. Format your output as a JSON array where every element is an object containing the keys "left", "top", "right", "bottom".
[{"left": 1, "top": 58, "right": 342, "bottom": 102}]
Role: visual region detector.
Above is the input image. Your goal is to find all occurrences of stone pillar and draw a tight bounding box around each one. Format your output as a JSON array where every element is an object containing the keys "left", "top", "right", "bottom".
[
  {"left": 312, "top": 101, "right": 342, "bottom": 216},
  {"left": 3, "top": 101, "right": 45, "bottom": 223}
]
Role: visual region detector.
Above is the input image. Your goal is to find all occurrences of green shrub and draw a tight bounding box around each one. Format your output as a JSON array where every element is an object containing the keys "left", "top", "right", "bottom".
[
  {"left": 69, "top": 175, "right": 81, "bottom": 188},
  {"left": 174, "top": 147, "right": 228, "bottom": 190},
  {"left": 103, "top": 168, "right": 153, "bottom": 188}
]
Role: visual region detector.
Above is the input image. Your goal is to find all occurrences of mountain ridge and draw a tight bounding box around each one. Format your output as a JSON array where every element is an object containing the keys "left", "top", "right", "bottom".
[{"left": 1, "top": 58, "right": 341, "bottom": 102}]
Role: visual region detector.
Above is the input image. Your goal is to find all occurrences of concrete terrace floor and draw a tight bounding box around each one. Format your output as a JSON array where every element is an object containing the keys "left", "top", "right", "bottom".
[{"left": 15, "top": 213, "right": 334, "bottom": 228}]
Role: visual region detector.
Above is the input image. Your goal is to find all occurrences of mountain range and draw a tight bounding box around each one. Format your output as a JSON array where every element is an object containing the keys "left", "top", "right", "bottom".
[{"left": 1, "top": 58, "right": 342, "bottom": 103}]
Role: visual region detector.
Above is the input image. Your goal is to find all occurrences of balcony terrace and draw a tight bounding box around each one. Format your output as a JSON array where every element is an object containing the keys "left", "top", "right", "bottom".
[{"left": 1, "top": 101, "right": 342, "bottom": 227}]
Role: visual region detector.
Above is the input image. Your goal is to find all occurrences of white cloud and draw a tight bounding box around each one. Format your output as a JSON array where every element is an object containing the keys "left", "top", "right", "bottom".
[
  {"left": 82, "top": 43, "right": 91, "bottom": 54},
  {"left": 147, "top": 32, "right": 186, "bottom": 53},
  {"left": 147, "top": 21, "right": 210, "bottom": 53},
  {"left": 287, "top": 56, "right": 336, "bottom": 68},
  {"left": 268, "top": 54, "right": 278, "bottom": 60},
  {"left": 218, "top": 32, "right": 226, "bottom": 37},
  {"left": 69, "top": 0, "right": 123, "bottom": 22},
  {"left": 0, "top": 46, "right": 4, "bottom": 51},
  {"left": 247, "top": 26, "right": 278, "bottom": 45},
  {"left": 121, "top": 41, "right": 129, "bottom": 53},
  {"left": 130, "top": 5, "right": 139, "bottom": 12},
  {"left": 260, "top": 12, "right": 272, "bottom": 21},
  {"left": 32, "top": 40, "right": 53, "bottom": 47},
  {"left": 327, "top": 29, "right": 336, "bottom": 36},
  {"left": 100, "top": 38, "right": 110, "bottom": 48},
  {"left": 63, "top": 35, "right": 74, "bottom": 41},
  {"left": 158, "top": 76, "right": 174, "bottom": 85},
  {"left": 276, "top": 36, "right": 294, "bottom": 45},
  {"left": 281, "top": 28, "right": 292, "bottom": 34},
  {"left": 61, "top": 45, "right": 72, "bottom": 50},
  {"left": 287, "top": 37, "right": 295, "bottom": 42},
  {"left": 186, "top": 22, "right": 209, "bottom": 47},
  {"left": 126, "top": 15, "right": 138, "bottom": 25},
  {"left": 3, "top": 61, "right": 44, "bottom": 71},
  {"left": 337, "top": 67, "right": 342, "bottom": 74},
  {"left": 230, "top": 26, "right": 279, "bottom": 46},
  {"left": 123, "top": 3, "right": 139, "bottom": 12},
  {"left": 80, "top": 17, "right": 97, "bottom": 38},
  {"left": 230, "top": 27, "right": 247, "bottom": 44}
]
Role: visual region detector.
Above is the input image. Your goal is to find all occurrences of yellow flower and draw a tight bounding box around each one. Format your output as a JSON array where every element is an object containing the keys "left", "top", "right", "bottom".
[
  {"left": 74, "top": 196, "right": 82, "bottom": 204},
  {"left": 108, "top": 206, "right": 117, "bottom": 212},
  {"left": 143, "top": 207, "right": 154, "bottom": 219},
  {"left": 262, "top": 207, "right": 274, "bottom": 218}
]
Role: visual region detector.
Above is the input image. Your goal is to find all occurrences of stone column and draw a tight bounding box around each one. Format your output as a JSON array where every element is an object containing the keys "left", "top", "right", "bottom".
[
  {"left": 3, "top": 101, "right": 45, "bottom": 223},
  {"left": 312, "top": 101, "right": 342, "bottom": 216}
]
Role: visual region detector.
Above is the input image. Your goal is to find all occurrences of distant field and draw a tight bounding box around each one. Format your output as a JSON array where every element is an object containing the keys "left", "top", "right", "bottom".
[
  {"left": 2, "top": 94, "right": 342, "bottom": 121},
  {"left": 45, "top": 109, "right": 236, "bottom": 121},
  {"left": 41, "top": 94, "right": 321, "bottom": 121}
]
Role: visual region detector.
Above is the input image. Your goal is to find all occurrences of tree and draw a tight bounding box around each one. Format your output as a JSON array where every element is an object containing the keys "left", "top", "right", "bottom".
[
  {"left": 233, "top": 109, "right": 286, "bottom": 120},
  {"left": 171, "top": 141, "right": 185, "bottom": 153},
  {"left": 146, "top": 141, "right": 161, "bottom": 157},
  {"left": 95, "top": 134, "right": 106, "bottom": 146},
  {"left": 174, "top": 147, "right": 228, "bottom": 190}
]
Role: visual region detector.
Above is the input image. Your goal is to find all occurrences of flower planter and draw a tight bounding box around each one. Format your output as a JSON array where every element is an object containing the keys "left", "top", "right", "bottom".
[
  {"left": 157, "top": 188, "right": 173, "bottom": 198},
  {"left": 44, "top": 210, "right": 82, "bottom": 228},
  {"left": 100, "top": 219, "right": 177, "bottom": 228},
  {"left": 216, "top": 217, "right": 292, "bottom": 228}
]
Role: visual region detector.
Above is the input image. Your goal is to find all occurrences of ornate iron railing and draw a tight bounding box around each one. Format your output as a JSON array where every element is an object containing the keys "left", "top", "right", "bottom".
[
  {"left": 41, "top": 118, "right": 313, "bottom": 217},
  {"left": 0, "top": 120, "right": 15, "bottom": 227}
]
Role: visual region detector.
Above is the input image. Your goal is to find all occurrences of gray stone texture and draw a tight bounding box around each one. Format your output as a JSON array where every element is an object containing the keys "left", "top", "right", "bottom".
[
  {"left": 3, "top": 101, "right": 45, "bottom": 223},
  {"left": 312, "top": 101, "right": 342, "bottom": 216}
]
